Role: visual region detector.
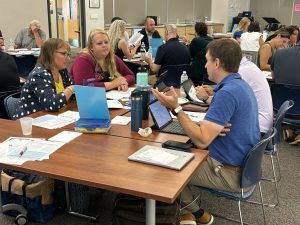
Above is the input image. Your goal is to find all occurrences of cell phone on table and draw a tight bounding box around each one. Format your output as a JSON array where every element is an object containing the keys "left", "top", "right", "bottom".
[{"left": 162, "top": 140, "right": 193, "bottom": 152}]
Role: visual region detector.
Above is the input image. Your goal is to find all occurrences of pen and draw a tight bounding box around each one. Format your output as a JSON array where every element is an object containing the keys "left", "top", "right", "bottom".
[{"left": 19, "top": 146, "right": 27, "bottom": 157}]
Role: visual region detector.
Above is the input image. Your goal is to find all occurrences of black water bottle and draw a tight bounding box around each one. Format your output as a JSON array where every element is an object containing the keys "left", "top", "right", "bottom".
[
  {"left": 136, "top": 85, "right": 151, "bottom": 120},
  {"left": 131, "top": 90, "right": 143, "bottom": 132}
]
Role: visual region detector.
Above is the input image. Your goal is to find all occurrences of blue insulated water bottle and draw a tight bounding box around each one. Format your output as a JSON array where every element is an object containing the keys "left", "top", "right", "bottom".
[
  {"left": 131, "top": 90, "right": 143, "bottom": 132},
  {"left": 136, "top": 85, "right": 151, "bottom": 120}
]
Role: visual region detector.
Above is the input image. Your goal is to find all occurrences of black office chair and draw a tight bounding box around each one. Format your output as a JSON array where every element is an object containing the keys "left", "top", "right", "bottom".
[
  {"left": 271, "top": 84, "right": 300, "bottom": 127},
  {"left": 161, "top": 64, "right": 191, "bottom": 88},
  {"left": 4, "top": 92, "right": 21, "bottom": 120},
  {"left": 0, "top": 90, "right": 20, "bottom": 119},
  {"left": 197, "top": 128, "right": 276, "bottom": 225}
]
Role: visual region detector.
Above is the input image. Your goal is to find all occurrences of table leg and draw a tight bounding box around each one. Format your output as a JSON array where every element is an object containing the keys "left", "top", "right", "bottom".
[{"left": 146, "top": 198, "right": 156, "bottom": 225}]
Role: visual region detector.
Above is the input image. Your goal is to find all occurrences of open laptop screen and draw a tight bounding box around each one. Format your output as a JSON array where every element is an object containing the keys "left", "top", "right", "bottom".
[{"left": 149, "top": 100, "right": 172, "bottom": 129}]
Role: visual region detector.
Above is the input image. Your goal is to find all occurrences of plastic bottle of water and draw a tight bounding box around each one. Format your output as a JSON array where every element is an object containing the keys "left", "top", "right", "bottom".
[
  {"left": 140, "top": 42, "right": 146, "bottom": 61},
  {"left": 148, "top": 46, "right": 152, "bottom": 60},
  {"left": 9, "top": 38, "right": 14, "bottom": 50},
  {"left": 180, "top": 71, "right": 188, "bottom": 97}
]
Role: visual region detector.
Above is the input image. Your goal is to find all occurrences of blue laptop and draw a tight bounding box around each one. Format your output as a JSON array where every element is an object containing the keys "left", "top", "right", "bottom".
[{"left": 74, "top": 85, "right": 111, "bottom": 133}]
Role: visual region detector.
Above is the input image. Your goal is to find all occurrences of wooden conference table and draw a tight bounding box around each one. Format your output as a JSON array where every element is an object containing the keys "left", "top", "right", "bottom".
[{"left": 0, "top": 101, "right": 208, "bottom": 225}]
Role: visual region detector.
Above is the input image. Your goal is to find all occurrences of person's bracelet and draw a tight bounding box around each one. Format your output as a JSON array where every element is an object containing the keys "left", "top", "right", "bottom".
[{"left": 66, "top": 86, "right": 74, "bottom": 94}]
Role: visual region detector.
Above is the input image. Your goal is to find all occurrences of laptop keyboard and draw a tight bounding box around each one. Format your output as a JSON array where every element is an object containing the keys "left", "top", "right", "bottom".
[{"left": 162, "top": 121, "right": 186, "bottom": 135}]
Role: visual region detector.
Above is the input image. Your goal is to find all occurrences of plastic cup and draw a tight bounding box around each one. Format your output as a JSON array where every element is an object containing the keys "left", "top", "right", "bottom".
[{"left": 20, "top": 117, "right": 33, "bottom": 135}]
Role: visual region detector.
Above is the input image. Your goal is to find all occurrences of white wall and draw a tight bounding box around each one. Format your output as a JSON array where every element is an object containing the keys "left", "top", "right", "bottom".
[
  {"left": 84, "top": 0, "right": 104, "bottom": 42},
  {"left": 211, "top": 0, "right": 250, "bottom": 32},
  {"left": 0, "top": 0, "right": 49, "bottom": 48}
]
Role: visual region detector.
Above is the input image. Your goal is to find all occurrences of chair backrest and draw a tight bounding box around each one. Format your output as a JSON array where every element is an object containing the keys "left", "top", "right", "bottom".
[
  {"left": 241, "top": 128, "right": 276, "bottom": 188},
  {"left": 273, "top": 100, "right": 294, "bottom": 144},
  {"left": 242, "top": 50, "right": 258, "bottom": 65},
  {"left": 0, "top": 89, "right": 20, "bottom": 119},
  {"left": 161, "top": 64, "right": 191, "bottom": 88},
  {"left": 271, "top": 83, "right": 300, "bottom": 119},
  {"left": 4, "top": 92, "right": 21, "bottom": 120}
]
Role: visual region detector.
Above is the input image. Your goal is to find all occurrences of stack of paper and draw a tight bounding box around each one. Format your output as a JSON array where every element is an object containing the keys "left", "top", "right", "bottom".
[{"left": 33, "top": 111, "right": 79, "bottom": 129}]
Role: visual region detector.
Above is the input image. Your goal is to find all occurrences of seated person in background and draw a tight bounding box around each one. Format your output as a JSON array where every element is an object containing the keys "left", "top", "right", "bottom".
[
  {"left": 152, "top": 39, "right": 260, "bottom": 225},
  {"left": 284, "top": 25, "right": 299, "bottom": 47},
  {"left": 258, "top": 29, "right": 290, "bottom": 71},
  {"left": 139, "top": 17, "right": 161, "bottom": 51},
  {"left": 69, "top": 29, "right": 135, "bottom": 91},
  {"left": 14, "top": 20, "right": 46, "bottom": 49},
  {"left": 14, "top": 38, "right": 74, "bottom": 119},
  {"left": 240, "top": 21, "right": 263, "bottom": 52},
  {"left": 233, "top": 17, "right": 251, "bottom": 43},
  {"left": 111, "top": 17, "right": 130, "bottom": 44},
  {"left": 108, "top": 20, "right": 140, "bottom": 60},
  {"left": 197, "top": 56, "right": 273, "bottom": 135},
  {"left": 0, "top": 30, "right": 4, "bottom": 51},
  {"left": 270, "top": 45, "right": 300, "bottom": 85},
  {"left": 0, "top": 51, "right": 21, "bottom": 92},
  {"left": 145, "top": 24, "right": 190, "bottom": 75},
  {"left": 184, "top": 22, "right": 213, "bottom": 86}
]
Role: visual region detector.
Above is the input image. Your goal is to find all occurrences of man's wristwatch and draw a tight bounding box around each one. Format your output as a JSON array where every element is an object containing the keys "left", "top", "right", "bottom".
[
  {"left": 201, "top": 95, "right": 209, "bottom": 104},
  {"left": 171, "top": 105, "right": 183, "bottom": 116}
]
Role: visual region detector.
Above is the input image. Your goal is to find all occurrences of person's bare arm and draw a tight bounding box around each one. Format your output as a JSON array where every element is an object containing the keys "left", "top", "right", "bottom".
[
  {"left": 31, "top": 25, "right": 43, "bottom": 48},
  {"left": 259, "top": 44, "right": 272, "bottom": 71}
]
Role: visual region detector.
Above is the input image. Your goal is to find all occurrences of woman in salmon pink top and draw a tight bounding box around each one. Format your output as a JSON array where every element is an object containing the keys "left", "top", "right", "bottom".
[{"left": 69, "top": 29, "right": 135, "bottom": 91}]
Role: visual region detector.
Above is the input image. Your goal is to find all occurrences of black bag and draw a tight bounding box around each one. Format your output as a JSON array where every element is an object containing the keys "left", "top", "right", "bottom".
[{"left": 113, "top": 194, "right": 179, "bottom": 225}]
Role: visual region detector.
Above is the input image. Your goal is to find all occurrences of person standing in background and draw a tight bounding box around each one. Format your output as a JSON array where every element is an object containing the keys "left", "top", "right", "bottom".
[{"left": 14, "top": 20, "right": 46, "bottom": 49}]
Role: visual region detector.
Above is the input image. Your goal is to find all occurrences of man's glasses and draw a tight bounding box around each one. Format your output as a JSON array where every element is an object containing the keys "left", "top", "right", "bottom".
[{"left": 56, "top": 51, "right": 71, "bottom": 57}]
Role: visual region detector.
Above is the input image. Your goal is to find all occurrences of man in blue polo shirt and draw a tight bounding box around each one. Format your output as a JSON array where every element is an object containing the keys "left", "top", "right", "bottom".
[
  {"left": 152, "top": 39, "right": 260, "bottom": 225},
  {"left": 145, "top": 24, "right": 190, "bottom": 76}
]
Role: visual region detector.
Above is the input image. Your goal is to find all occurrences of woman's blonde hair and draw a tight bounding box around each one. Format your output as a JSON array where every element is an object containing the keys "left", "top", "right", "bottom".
[
  {"left": 107, "top": 20, "right": 126, "bottom": 52},
  {"left": 87, "top": 29, "right": 120, "bottom": 78},
  {"left": 235, "top": 17, "right": 251, "bottom": 32},
  {"left": 38, "top": 38, "right": 70, "bottom": 70}
]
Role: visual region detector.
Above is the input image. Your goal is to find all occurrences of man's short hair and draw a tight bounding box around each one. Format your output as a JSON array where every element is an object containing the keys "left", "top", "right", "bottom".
[
  {"left": 165, "top": 24, "right": 177, "bottom": 35},
  {"left": 248, "top": 21, "right": 260, "bottom": 32},
  {"left": 207, "top": 39, "right": 242, "bottom": 73},
  {"left": 30, "top": 20, "right": 41, "bottom": 29},
  {"left": 145, "top": 16, "right": 155, "bottom": 25}
]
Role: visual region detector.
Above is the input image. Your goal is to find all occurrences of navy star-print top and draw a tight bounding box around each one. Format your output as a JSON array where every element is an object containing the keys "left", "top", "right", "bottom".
[{"left": 14, "top": 64, "right": 73, "bottom": 119}]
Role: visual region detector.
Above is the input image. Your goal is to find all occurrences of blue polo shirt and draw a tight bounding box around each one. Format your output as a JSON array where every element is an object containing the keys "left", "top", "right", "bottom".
[
  {"left": 154, "top": 38, "right": 190, "bottom": 75},
  {"left": 204, "top": 73, "right": 260, "bottom": 167}
]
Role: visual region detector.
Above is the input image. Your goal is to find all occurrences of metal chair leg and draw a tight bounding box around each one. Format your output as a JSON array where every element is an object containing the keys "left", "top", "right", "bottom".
[
  {"left": 258, "top": 182, "right": 267, "bottom": 225},
  {"left": 237, "top": 200, "right": 244, "bottom": 225}
]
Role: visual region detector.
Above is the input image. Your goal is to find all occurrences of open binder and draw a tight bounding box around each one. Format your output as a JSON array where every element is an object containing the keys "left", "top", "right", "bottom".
[{"left": 74, "top": 85, "right": 111, "bottom": 133}]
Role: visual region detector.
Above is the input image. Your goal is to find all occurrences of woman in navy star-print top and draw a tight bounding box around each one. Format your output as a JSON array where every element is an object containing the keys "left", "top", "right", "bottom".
[{"left": 14, "top": 38, "right": 74, "bottom": 119}]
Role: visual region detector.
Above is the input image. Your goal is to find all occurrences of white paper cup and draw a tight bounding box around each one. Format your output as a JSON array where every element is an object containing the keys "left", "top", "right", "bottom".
[{"left": 20, "top": 117, "right": 33, "bottom": 135}]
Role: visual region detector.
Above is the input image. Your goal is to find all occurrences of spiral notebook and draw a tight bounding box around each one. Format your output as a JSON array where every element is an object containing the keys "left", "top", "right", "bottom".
[{"left": 74, "top": 86, "right": 110, "bottom": 133}]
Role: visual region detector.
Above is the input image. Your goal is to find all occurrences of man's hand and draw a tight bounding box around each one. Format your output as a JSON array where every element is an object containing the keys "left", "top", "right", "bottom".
[
  {"left": 195, "top": 86, "right": 209, "bottom": 99},
  {"left": 30, "top": 25, "right": 39, "bottom": 33},
  {"left": 219, "top": 123, "right": 232, "bottom": 136},
  {"left": 202, "top": 85, "right": 215, "bottom": 96},
  {"left": 151, "top": 86, "right": 179, "bottom": 110}
]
